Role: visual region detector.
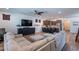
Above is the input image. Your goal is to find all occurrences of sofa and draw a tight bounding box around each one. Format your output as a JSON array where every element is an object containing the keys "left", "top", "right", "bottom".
[
  {"left": 39, "top": 31, "right": 66, "bottom": 51},
  {"left": 0, "top": 28, "right": 6, "bottom": 41},
  {"left": 4, "top": 30, "right": 66, "bottom": 51},
  {"left": 54, "top": 31, "right": 66, "bottom": 51},
  {"left": 4, "top": 32, "right": 56, "bottom": 51}
]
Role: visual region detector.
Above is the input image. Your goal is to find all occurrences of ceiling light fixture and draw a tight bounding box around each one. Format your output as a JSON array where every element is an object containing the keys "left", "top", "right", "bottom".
[
  {"left": 6, "top": 8, "right": 9, "bottom": 10},
  {"left": 58, "top": 11, "right": 62, "bottom": 14}
]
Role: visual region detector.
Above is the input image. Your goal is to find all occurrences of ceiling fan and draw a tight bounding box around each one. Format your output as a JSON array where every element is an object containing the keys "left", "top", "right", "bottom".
[{"left": 34, "top": 10, "right": 44, "bottom": 15}]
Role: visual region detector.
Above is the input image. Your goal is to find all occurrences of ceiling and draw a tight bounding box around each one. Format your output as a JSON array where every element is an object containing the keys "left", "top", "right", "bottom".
[{"left": 0, "top": 8, "right": 79, "bottom": 18}]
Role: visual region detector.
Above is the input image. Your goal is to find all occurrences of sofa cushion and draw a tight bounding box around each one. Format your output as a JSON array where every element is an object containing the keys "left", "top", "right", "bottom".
[
  {"left": 21, "top": 45, "right": 33, "bottom": 51},
  {"left": 43, "top": 36, "right": 54, "bottom": 42},
  {"left": 7, "top": 39, "right": 22, "bottom": 51},
  {"left": 7, "top": 39, "right": 32, "bottom": 51},
  {"left": 24, "top": 35, "right": 34, "bottom": 42},
  {"left": 30, "top": 34, "right": 44, "bottom": 41},
  {"left": 27, "top": 39, "right": 47, "bottom": 50},
  {"left": 43, "top": 33, "right": 54, "bottom": 37},
  {"left": 14, "top": 37, "right": 31, "bottom": 46},
  {"left": 15, "top": 34, "right": 23, "bottom": 38}
]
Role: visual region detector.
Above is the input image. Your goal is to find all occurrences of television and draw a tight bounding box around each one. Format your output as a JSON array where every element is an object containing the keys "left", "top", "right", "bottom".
[{"left": 21, "top": 19, "right": 32, "bottom": 26}]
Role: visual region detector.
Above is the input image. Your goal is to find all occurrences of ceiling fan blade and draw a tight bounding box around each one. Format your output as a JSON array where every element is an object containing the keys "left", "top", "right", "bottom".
[
  {"left": 34, "top": 10, "right": 38, "bottom": 13},
  {"left": 40, "top": 12, "right": 44, "bottom": 13}
]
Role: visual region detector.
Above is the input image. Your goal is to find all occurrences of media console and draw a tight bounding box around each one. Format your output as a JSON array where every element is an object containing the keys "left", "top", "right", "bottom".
[{"left": 17, "top": 27, "right": 35, "bottom": 35}]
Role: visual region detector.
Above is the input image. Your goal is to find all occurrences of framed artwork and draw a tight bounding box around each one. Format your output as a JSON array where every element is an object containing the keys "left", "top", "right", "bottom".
[
  {"left": 39, "top": 19, "right": 41, "bottom": 23},
  {"left": 3, "top": 14, "right": 10, "bottom": 20},
  {"left": 35, "top": 19, "right": 38, "bottom": 22}
]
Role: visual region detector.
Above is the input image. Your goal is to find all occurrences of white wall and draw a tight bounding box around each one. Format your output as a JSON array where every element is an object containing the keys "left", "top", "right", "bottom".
[
  {"left": 69, "top": 17, "right": 79, "bottom": 33},
  {"left": 51, "top": 12, "right": 79, "bottom": 33},
  {"left": 64, "top": 13, "right": 79, "bottom": 33},
  {"left": 2, "top": 11, "right": 79, "bottom": 34},
  {"left": 61, "top": 17, "right": 79, "bottom": 33},
  {"left": 0, "top": 12, "right": 43, "bottom": 34}
]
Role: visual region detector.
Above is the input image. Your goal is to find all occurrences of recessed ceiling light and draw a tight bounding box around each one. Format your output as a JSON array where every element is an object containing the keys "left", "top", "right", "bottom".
[
  {"left": 58, "top": 11, "right": 62, "bottom": 14},
  {"left": 6, "top": 8, "right": 9, "bottom": 9}
]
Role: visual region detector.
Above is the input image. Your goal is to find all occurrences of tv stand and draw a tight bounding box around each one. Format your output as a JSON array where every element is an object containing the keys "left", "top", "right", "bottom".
[{"left": 17, "top": 27, "right": 35, "bottom": 35}]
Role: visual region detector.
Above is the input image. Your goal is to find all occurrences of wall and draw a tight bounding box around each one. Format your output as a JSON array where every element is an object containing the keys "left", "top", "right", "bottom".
[
  {"left": 61, "top": 17, "right": 79, "bottom": 33},
  {"left": 69, "top": 17, "right": 79, "bottom": 33},
  {"left": 63, "top": 19, "right": 71, "bottom": 31},
  {"left": 1, "top": 11, "right": 79, "bottom": 34},
  {"left": 48, "top": 14, "right": 79, "bottom": 33},
  {"left": 64, "top": 13, "right": 79, "bottom": 33},
  {"left": 0, "top": 12, "right": 43, "bottom": 34}
]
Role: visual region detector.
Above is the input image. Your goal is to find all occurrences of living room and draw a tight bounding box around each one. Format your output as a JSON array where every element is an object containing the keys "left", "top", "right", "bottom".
[{"left": 0, "top": 8, "right": 79, "bottom": 51}]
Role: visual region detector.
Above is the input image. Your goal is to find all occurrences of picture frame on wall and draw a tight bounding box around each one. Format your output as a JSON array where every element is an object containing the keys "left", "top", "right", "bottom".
[
  {"left": 39, "top": 19, "right": 41, "bottom": 23},
  {"left": 3, "top": 14, "right": 10, "bottom": 20},
  {"left": 35, "top": 19, "right": 41, "bottom": 23},
  {"left": 35, "top": 19, "right": 38, "bottom": 22}
]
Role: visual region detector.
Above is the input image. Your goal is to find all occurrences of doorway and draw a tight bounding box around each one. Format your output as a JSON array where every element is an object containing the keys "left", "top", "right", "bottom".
[{"left": 63, "top": 20, "right": 71, "bottom": 32}]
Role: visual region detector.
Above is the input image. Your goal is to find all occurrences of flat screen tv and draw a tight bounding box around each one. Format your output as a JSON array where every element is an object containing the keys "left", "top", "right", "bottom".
[{"left": 21, "top": 19, "right": 32, "bottom": 26}]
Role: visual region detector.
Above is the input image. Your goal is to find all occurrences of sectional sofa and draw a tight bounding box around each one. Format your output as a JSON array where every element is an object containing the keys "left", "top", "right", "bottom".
[
  {"left": 4, "top": 31, "right": 66, "bottom": 51},
  {"left": 4, "top": 33, "right": 56, "bottom": 51}
]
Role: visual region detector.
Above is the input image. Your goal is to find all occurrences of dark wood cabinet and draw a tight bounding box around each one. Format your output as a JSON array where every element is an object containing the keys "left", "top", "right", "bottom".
[
  {"left": 43, "top": 20, "right": 62, "bottom": 30},
  {"left": 17, "top": 27, "right": 35, "bottom": 35}
]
